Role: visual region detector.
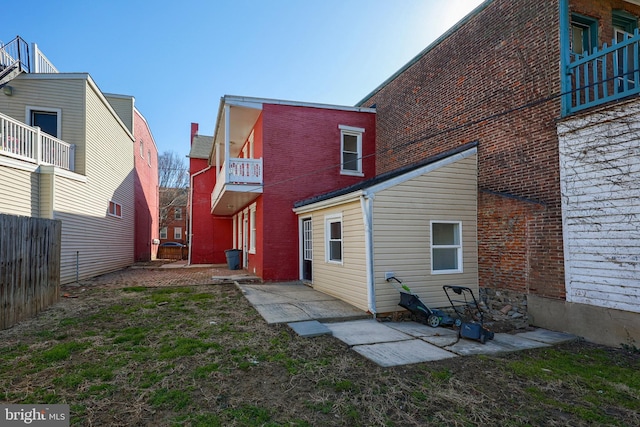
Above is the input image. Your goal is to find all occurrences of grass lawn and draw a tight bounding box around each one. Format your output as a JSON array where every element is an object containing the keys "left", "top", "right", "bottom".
[{"left": 1, "top": 282, "right": 639, "bottom": 426}]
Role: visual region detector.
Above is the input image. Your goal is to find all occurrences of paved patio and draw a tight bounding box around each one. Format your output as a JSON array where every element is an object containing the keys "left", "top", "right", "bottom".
[{"left": 238, "top": 281, "right": 578, "bottom": 367}]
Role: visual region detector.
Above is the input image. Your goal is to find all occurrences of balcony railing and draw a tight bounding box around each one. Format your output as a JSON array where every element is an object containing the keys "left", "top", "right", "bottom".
[
  {"left": 565, "top": 29, "right": 640, "bottom": 115},
  {"left": 210, "top": 157, "right": 263, "bottom": 213},
  {"left": 1, "top": 112, "right": 75, "bottom": 171},
  {"left": 227, "top": 158, "right": 262, "bottom": 184}
]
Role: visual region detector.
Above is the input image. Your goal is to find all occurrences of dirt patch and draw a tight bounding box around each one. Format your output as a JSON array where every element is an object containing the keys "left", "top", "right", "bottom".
[{"left": 1, "top": 268, "right": 639, "bottom": 426}]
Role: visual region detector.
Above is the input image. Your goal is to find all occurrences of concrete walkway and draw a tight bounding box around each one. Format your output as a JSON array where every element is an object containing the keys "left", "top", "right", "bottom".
[{"left": 238, "top": 281, "right": 578, "bottom": 367}]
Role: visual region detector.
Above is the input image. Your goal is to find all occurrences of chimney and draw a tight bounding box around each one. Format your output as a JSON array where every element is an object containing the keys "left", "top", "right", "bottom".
[{"left": 190, "top": 123, "right": 199, "bottom": 145}]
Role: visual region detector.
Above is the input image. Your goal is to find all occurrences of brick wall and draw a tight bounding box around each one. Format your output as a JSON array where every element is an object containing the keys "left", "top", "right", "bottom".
[
  {"left": 259, "top": 104, "right": 376, "bottom": 280},
  {"left": 361, "top": 0, "right": 567, "bottom": 298},
  {"left": 133, "top": 110, "right": 159, "bottom": 262},
  {"left": 570, "top": 0, "right": 640, "bottom": 44}
]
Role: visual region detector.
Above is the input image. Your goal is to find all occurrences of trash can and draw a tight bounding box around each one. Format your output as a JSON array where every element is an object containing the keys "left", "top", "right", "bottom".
[{"left": 225, "top": 249, "right": 241, "bottom": 270}]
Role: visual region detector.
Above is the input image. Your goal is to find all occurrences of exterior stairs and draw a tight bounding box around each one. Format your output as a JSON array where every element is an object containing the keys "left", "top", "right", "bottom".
[{"left": 0, "top": 36, "right": 30, "bottom": 87}]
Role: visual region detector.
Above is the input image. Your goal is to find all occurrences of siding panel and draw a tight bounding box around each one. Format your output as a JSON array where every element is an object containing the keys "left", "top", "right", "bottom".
[
  {"left": 0, "top": 165, "right": 38, "bottom": 217},
  {"left": 373, "top": 155, "right": 478, "bottom": 313},
  {"left": 309, "top": 201, "right": 369, "bottom": 311},
  {"left": 558, "top": 98, "right": 640, "bottom": 313}
]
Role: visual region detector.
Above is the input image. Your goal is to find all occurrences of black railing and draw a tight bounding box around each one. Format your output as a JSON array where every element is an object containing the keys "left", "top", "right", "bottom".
[{"left": 0, "top": 35, "right": 31, "bottom": 73}]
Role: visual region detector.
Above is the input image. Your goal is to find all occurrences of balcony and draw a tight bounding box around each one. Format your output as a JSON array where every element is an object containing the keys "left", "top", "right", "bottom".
[
  {"left": 564, "top": 29, "right": 640, "bottom": 115},
  {"left": 211, "top": 157, "right": 263, "bottom": 215},
  {"left": 1, "top": 112, "right": 75, "bottom": 171}
]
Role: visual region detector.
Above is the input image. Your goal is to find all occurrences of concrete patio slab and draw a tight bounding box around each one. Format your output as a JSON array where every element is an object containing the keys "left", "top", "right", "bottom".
[
  {"left": 324, "top": 319, "right": 412, "bottom": 346},
  {"left": 237, "top": 282, "right": 368, "bottom": 324},
  {"left": 353, "top": 340, "right": 457, "bottom": 367},
  {"left": 516, "top": 329, "right": 578, "bottom": 344},
  {"left": 385, "top": 321, "right": 454, "bottom": 338},
  {"left": 252, "top": 303, "right": 312, "bottom": 324},
  {"left": 288, "top": 320, "right": 332, "bottom": 337},
  {"left": 385, "top": 322, "right": 460, "bottom": 347},
  {"left": 445, "top": 332, "right": 549, "bottom": 356},
  {"left": 242, "top": 287, "right": 294, "bottom": 304},
  {"left": 296, "top": 301, "right": 368, "bottom": 321}
]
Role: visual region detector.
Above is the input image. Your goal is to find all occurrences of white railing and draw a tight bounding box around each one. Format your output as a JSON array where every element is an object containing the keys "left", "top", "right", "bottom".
[
  {"left": 32, "top": 43, "right": 58, "bottom": 73},
  {"left": 1, "top": 112, "right": 74, "bottom": 171},
  {"left": 227, "top": 157, "right": 262, "bottom": 184},
  {"left": 210, "top": 158, "right": 263, "bottom": 211}
]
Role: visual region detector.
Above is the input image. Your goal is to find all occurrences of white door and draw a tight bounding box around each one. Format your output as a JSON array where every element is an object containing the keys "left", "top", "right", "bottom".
[{"left": 302, "top": 218, "right": 312, "bottom": 281}]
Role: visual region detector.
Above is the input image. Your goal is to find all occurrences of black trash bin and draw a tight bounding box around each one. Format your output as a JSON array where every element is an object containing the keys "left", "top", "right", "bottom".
[{"left": 225, "top": 249, "right": 241, "bottom": 270}]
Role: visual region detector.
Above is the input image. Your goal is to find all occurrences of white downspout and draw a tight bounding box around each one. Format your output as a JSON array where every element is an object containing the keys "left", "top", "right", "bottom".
[
  {"left": 187, "top": 165, "right": 212, "bottom": 265},
  {"left": 360, "top": 193, "right": 376, "bottom": 316}
]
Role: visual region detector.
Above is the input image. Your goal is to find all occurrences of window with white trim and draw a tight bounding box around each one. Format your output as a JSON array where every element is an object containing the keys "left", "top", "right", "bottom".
[
  {"left": 325, "top": 213, "right": 343, "bottom": 263},
  {"left": 339, "top": 125, "right": 364, "bottom": 176},
  {"left": 431, "top": 221, "right": 462, "bottom": 273},
  {"left": 139, "top": 140, "right": 144, "bottom": 158},
  {"left": 147, "top": 150, "right": 152, "bottom": 166},
  {"left": 108, "top": 201, "right": 122, "bottom": 218},
  {"left": 175, "top": 208, "right": 182, "bottom": 220},
  {"left": 249, "top": 203, "right": 257, "bottom": 253},
  {"left": 160, "top": 227, "right": 167, "bottom": 239},
  {"left": 27, "top": 107, "right": 62, "bottom": 138},
  {"left": 174, "top": 227, "right": 182, "bottom": 240}
]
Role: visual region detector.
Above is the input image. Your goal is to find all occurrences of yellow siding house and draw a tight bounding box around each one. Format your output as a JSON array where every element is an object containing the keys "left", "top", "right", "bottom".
[{"left": 294, "top": 143, "right": 478, "bottom": 316}]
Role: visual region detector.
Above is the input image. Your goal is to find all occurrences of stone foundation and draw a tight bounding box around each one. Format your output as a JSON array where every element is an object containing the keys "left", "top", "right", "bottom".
[{"left": 479, "top": 287, "right": 530, "bottom": 331}]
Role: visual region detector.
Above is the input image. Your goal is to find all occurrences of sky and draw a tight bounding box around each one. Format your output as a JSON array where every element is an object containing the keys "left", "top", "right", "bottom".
[{"left": 3, "top": 0, "right": 485, "bottom": 161}]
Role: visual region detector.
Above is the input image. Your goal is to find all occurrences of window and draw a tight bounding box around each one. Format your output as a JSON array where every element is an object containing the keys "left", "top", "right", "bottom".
[
  {"left": 139, "top": 140, "right": 144, "bottom": 158},
  {"left": 160, "top": 227, "right": 167, "bottom": 239},
  {"left": 249, "top": 130, "right": 255, "bottom": 159},
  {"left": 237, "top": 213, "right": 243, "bottom": 250},
  {"left": 339, "top": 125, "right": 364, "bottom": 176},
  {"left": 613, "top": 10, "right": 638, "bottom": 91},
  {"left": 325, "top": 214, "right": 343, "bottom": 263},
  {"left": 108, "top": 201, "right": 122, "bottom": 218},
  {"left": 147, "top": 150, "right": 152, "bottom": 166},
  {"left": 249, "top": 204, "right": 257, "bottom": 253},
  {"left": 570, "top": 14, "right": 598, "bottom": 56},
  {"left": 613, "top": 10, "right": 638, "bottom": 34},
  {"left": 174, "top": 227, "right": 182, "bottom": 240},
  {"left": 431, "top": 221, "right": 462, "bottom": 274},
  {"left": 175, "top": 208, "right": 182, "bottom": 220},
  {"left": 27, "top": 107, "right": 62, "bottom": 138}
]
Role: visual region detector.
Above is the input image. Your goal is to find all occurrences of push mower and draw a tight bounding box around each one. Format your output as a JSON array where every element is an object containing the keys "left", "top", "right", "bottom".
[
  {"left": 443, "top": 285, "right": 494, "bottom": 343},
  {"left": 386, "top": 276, "right": 457, "bottom": 328}
]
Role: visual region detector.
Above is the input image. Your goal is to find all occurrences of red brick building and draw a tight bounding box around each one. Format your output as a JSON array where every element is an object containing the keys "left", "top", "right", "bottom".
[
  {"left": 357, "top": 0, "right": 640, "bottom": 345},
  {"left": 134, "top": 109, "right": 160, "bottom": 261},
  {"left": 159, "top": 187, "right": 188, "bottom": 246},
  {"left": 189, "top": 96, "right": 375, "bottom": 279}
]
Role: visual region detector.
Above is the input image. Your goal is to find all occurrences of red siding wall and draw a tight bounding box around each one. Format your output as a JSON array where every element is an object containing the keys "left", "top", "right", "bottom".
[
  {"left": 361, "top": 0, "right": 566, "bottom": 298},
  {"left": 259, "top": 104, "right": 375, "bottom": 280},
  {"left": 133, "top": 110, "right": 159, "bottom": 262}
]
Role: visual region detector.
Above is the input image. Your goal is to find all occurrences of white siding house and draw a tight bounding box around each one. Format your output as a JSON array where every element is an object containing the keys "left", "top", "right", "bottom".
[
  {"left": 294, "top": 144, "right": 478, "bottom": 316},
  {"left": 0, "top": 72, "right": 135, "bottom": 283}
]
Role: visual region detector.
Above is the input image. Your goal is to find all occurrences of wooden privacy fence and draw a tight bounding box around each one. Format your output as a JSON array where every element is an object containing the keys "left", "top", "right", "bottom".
[
  {"left": 0, "top": 214, "right": 61, "bottom": 329},
  {"left": 157, "top": 245, "right": 188, "bottom": 260}
]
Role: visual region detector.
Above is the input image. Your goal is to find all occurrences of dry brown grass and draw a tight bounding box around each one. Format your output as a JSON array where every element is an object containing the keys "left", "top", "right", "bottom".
[{"left": 1, "top": 273, "right": 639, "bottom": 426}]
